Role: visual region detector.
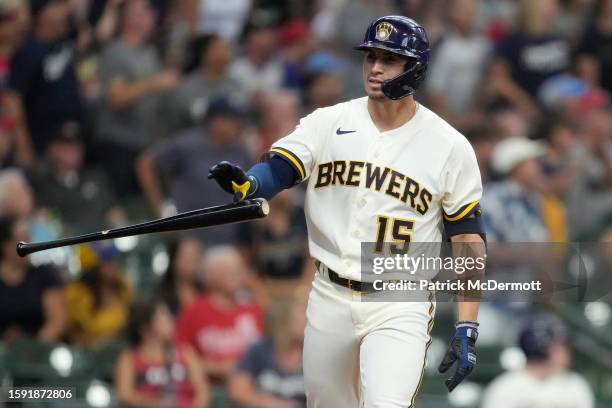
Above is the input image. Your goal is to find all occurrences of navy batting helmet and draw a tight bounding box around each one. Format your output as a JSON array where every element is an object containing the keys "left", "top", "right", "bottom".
[
  {"left": 519, "top": 314, "right": 568, "bottom": 361},
  {"left": 354, "top": 15, "right": 430, "bottom": 100}
]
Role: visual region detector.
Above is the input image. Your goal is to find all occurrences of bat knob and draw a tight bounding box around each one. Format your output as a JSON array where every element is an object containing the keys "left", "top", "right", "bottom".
[
  {"left": 16, "top": 241, "right": 29, "bottom": 257},
  {"left": 256, "top": 198, "right": 270, "bottom": 216}
]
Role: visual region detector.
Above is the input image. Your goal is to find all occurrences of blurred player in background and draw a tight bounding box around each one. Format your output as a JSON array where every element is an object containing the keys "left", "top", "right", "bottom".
[{"left": 481, "top": 313, "right": 594, "bottom": 408}]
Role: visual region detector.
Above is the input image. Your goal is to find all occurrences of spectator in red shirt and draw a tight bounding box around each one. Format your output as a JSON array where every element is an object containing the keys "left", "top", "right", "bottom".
[
  {"left": 176, "top": 245, "right": 263, "bottom": 385},
  {"left": 0, "top": 0, "right": 34, "bottom": 169}
]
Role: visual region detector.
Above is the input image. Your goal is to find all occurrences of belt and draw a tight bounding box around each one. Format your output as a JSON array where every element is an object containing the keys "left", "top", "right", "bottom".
[{"left": 316, "top": 260, "right": 376, "bottom": 293}]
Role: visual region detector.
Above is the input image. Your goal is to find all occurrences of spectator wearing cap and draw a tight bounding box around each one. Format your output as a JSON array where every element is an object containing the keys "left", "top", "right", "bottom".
[
  {"left": 482, "top": 136, "right": 568, "bottom": 242},
  {"left": 481, "top": 314, "right": 594, "bottom": 408},
  {"left": 0, "top": 215, "right": 67, "bottom": 343},
  {"left": 94, "top": 0, "right": 180, "bottom": 196},
  {"left": 32, "top": 121, "right": 125, "bottom": 234},
  {"left": 425, "top": 0, "right": 491, "bottom": 132},
  {"left": 64, "top": 241, "right": 133, "bottom": 348},
  {"left": 7, "top": 0, "right": 82, "bottom": 155},
  {"left": 136, "top": 97, "right": 250, "bottom": 246},
  {"left": 167, "top": 34, "right": 245, "bottom": 133}
]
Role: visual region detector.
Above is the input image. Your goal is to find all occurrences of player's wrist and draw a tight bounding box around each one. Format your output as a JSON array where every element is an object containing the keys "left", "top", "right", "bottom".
[
  {"left": 455, "top": 321, "right": 478, "bottom": 341},
  {"left": 246, "top": 175, "right": 259, "bottom": 197},
  {"left": 455, "top": 320, "right": 479, "bottom": 329}
]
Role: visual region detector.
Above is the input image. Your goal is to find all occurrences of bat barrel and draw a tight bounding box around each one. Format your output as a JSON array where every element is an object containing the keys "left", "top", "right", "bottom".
[{"left": 16, "top": 198, "right": 269, "bottom": 257}]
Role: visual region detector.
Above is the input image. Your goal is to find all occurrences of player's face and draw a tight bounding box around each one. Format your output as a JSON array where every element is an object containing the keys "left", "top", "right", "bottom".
[{"left": 362, "top": 49, "right": 408, "bottom": 100}]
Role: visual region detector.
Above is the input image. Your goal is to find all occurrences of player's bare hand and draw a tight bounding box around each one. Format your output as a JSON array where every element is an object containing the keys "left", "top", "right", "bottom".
[
  {"left": 208, "top": 161, "right": 256, "bottom": 202},
  {"left": 438, "top": 321, "right": 478, "bottom": 392}
]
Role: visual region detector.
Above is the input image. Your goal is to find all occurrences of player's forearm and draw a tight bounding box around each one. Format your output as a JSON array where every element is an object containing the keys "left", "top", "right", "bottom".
[
  {"left": 451, "top": 234, "right": 485, "bottom": 323},
  {"left": 457, "top": 301, "right": 480, "bottom": 322},
  {"left": 246, "top": 156, "right": 299, "bottom": 200}
]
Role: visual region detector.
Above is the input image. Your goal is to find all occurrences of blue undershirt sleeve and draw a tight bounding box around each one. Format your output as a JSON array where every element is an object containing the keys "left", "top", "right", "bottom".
[{"left": 246, "top": 155, "right": 300, "bottom": 200}]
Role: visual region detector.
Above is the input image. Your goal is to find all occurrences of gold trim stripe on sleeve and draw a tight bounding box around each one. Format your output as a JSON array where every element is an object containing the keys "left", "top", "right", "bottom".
[
  {"left": 270, "top": 147, "right": 306, "bottom": 180},
  {"left": 443, "top": 200, "right": 479, "bottom": 222}
]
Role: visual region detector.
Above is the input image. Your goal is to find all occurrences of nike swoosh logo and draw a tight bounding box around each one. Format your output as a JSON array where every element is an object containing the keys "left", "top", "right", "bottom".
[{"left": 336, "top": 128, "right": 356, "bottom": 135}]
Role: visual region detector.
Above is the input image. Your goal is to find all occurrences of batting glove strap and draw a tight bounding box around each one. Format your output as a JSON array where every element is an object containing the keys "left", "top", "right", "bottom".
[
  {"left": 208, "top": 161, "right": 256, "bottom": 201},
  {"left": 438, "top": 324, "right": 478, "bottom": 392}
]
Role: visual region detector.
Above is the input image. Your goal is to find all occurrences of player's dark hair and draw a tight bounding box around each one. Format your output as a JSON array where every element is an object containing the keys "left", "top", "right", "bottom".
[{"left": 0, "top": 215, "right": 17, "bottom": 263}]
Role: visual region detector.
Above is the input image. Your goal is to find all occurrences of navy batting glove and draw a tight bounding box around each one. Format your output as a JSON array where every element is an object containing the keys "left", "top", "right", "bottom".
[
  {"left": 438, "top": 321, "right": 478, "bottom": 392},
  {"left": 208, "top": 161, "right": 258, "bottom": 202}
]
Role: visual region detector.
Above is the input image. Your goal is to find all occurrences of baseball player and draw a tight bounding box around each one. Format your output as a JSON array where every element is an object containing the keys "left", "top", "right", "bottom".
[
  {"left": 481, "top": 314, "right": 594, "bottom": 408},
  {"left": 209, "top": 15, "right": 485, "bottom": 407}
]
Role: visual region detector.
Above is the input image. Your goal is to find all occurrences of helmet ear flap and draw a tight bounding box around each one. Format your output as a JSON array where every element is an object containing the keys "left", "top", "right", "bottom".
[{"left": 381, "top": 60, "right": 426, "bottom": 100}]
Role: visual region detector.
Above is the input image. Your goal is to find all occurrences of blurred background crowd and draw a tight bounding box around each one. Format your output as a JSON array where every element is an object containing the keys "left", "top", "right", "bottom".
[{"left": 0, "top": 0, "right": 611, "bottom": 406}]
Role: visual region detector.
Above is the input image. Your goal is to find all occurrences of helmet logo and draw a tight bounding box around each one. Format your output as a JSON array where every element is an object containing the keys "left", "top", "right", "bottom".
[{"left": 375, "top": 22, "right": 393, "bottom": 41}]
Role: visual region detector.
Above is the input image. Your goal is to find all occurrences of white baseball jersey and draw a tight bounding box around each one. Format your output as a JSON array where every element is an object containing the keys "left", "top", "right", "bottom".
[{"left": 270, "top": 96, "right": 482, "bottom": 280}]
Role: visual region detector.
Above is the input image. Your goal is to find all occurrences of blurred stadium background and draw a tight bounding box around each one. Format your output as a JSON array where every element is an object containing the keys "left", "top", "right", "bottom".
[{"left": 0, "top": 0, "right": 611, "bottom": 407}]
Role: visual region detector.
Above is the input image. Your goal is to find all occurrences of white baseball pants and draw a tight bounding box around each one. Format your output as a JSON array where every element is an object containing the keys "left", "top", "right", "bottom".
[{"left": 303, "top": 268, "right": 435, "bottom": 408}]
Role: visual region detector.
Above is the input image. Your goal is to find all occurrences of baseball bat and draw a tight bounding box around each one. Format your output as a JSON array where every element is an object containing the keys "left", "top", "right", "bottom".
[{"left": 16, "top": 198, "right": 269, "bottom": 257}]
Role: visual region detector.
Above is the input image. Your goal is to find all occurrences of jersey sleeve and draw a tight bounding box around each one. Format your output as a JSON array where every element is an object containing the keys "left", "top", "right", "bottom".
[
  {"left": 269, "top": 109, "right": 325, "bottom": 183},
  {"left": 441, "top": 137, "right": 483, "bottom": 223}
]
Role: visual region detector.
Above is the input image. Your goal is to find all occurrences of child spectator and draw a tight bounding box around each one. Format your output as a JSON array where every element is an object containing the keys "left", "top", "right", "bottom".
[{"left": 115, "top": 299, "right": 209, "bottom": 408}]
